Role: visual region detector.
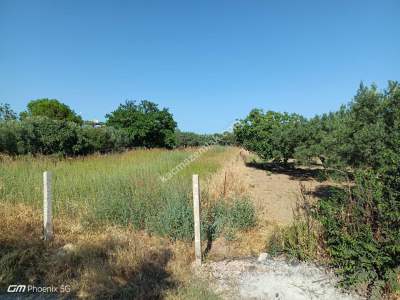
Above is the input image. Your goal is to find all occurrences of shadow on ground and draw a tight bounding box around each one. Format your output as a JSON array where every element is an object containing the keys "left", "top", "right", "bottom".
[
  {"left": 306, "top": 185, "right": 344, "bottom": 198},
  {"left": 245, "top": 161, "right": 326, "bottom": 181},
  {"left": 0, "top": 226, "right": 176, "bottom": 300}
]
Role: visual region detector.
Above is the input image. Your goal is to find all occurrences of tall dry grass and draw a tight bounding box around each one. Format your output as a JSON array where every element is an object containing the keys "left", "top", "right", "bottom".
[
  {"left": 0, "top": 201, "right": 219, "bottom": 299},
  {"left": 0, "top": 146, "right": 256, "bottom": 298},
  {"left": 0, "top": 147, "right": 237, "bottom": 240}
]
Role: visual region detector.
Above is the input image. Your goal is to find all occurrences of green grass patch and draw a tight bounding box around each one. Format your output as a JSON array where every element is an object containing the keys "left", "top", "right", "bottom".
[{"left": 0, "top": 147, "right": 256, "bottom": 241}]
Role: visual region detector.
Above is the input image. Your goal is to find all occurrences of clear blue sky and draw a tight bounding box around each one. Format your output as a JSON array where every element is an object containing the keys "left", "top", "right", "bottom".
[{"left": 1, "top": 0, "right": 399, "bottom": 133}]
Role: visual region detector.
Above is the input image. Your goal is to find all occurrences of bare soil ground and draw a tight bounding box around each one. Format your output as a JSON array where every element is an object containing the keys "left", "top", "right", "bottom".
[
  {"left": 201, "top": 149, "right": 363, "bottom": 299},
  {"left": 205, "top": 149, "right": 330, "bottom": 259},
  {"left": 200, "top": 255, "right": 361, "bottom": 300}
]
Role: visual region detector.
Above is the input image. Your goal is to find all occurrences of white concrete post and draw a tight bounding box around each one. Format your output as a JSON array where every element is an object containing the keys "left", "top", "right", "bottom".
[
  {"left": 43, "top": 171, "right": 53, "bottom": 241},
  {"left": 192, "top": 174, "right": 202, "bottom": 266}
]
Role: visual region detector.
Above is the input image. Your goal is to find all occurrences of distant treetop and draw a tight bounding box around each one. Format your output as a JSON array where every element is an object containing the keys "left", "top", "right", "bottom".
[
  {"left": 0, "top": 103, "right": 17, "bottom": 121},
  {"left": 106, "top": 100, "right": 177, "bottom": 148},
  {"left": 20, "top": 98, "right": 83, "bottom": 124}
]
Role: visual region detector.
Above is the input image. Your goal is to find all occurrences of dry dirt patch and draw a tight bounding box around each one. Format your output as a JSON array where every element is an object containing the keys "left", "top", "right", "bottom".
[
  {"left": 200, "top": 255, "right": 362, "bottom": 300},
  {"left": 205, "top": 149, "right": 332, "bottom": 259}
]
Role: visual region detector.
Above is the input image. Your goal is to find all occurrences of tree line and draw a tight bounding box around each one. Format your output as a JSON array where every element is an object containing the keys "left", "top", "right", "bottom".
[
  {"left": 0, "top": 98, "right": 234, "bottom": 156},
  {"left": 234, "top": 81, "right": 399, "bottom": 172},
  {"left": 234, "top": 81, "right": 399, "bottom": 297}
]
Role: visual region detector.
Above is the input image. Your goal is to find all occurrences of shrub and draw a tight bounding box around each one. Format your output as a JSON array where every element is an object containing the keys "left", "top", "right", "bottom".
[
  {"left": 20, "top": 98, "right": 83, "bottom": 124},
  {"left": 0, "top": 117, "right": 132, "bottom": 156},
  {"left": 75, "top": 126, "right": 129, "bottom": 154},
  {"left": 206, "top": 198, "right": 256, "bottom": 241},
  {"left": 0, "top": 120, "right": 22, "bottom": 155},
  {"left": 0, "top": 103, "right": 17, "bottom": 121},
  {"left": 229, "top": 198, "right": 256, "bottom": 230},
  {"left": 22, "top": 117, "right": 81, "bottom": 155},
  {"left": 175, "top": 130, "right": 236, "bottom": 148},
  {"left": 106, "top": 100, "right": 177, "bottom": 148},
  {"left": 0, "top": 100, "right": 180, "bottom": 156},
  {"left": 267, "top": 186, "right": 323, "bottom": 261},
  {"left": 234, "top": 110, "right": 307, "bottom": 163},
  {"left": 152, "top": 194, "right": 194, "bottom": 241},
  {"left": 317, "top": 170, "right": 400, "bottom": 297},
  {"left": 237, "top": 82, "right": 400, "bottom": 297}
]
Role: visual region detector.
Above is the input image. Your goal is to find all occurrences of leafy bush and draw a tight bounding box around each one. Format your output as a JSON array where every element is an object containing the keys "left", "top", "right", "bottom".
[
  {"left": 0, "top": 103, "right": 17, "bottom": 121},
  {"left": 0, "top": 120, "right": 23, "bottom": 154},
  {"left": 76, "top": 126, "right": 129, "bottom": 154},
  {"left": 152, "top": 194, "right": 194, "bottom": 241},
  {"left": 317, "top": 170, "right": 400, "bottom": 297},
  {"left": 267, "top": 186, "right": 322, "bottom": 261},
  {"left": 20, "top": 98, "right": 83, "bottom": 124},
  {"left": 175, "top": 130, "right": 236, "bottom": 148},
  {"left": 106, "top": 100, "right": 177, "bottom": 148},
  {"left": 206, "top": 198, "right": 256, "bottom": 241},
  {"left": 234, "top": 110, "right": 307, "bottom": 163},
  {"left": 0, "top": 99, "right": 182, "bottom": 155},
  {"left": 229, "top": 198, "right": 257, "bottom": 230},
  {"left": 237, "top": 81, "right": 400, "bottom": 298}
]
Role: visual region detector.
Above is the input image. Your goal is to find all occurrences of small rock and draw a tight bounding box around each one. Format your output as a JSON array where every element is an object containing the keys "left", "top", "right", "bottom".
[{"left": 257, "top": 252, "right": 269, "bottom": 262}]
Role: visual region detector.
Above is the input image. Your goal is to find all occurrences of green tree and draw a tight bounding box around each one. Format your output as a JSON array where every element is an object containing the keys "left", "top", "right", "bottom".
[
  {"left": 0, "top": 103, "right": 17, "bottom": 121},
  {"left": 20, "top": 98, "right": 83, "bottom": 124},
  {"left": 234, "top": 109, "right": 306, "bottom": 163},
  {"left": 106, "top": 100, "right": 177, "bottom": 148}
]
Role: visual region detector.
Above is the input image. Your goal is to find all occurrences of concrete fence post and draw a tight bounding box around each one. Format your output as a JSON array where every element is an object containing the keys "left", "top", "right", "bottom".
[
  {"left": 43, "top": 171, "right": 53, "bottom": 241},
  {"left": 192, "top": 174, "right": 202, "bottom": 266}
]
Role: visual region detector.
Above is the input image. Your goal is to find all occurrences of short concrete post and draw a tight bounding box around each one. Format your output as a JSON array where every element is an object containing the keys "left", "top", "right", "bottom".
[
  {"left": 43, "top": 171, "right": 53, "bottom": 241},
  {"left": 192, "top": 174, "right": 202, "bottom": 266}
]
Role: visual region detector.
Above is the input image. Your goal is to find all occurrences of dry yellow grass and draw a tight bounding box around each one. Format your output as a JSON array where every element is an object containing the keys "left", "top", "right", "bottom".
[
  {"left": 201, "top": 149, "right": 267, "bottom": 260},
  {"left": 0, "top": 147, "right": 245, "bottom": 299},
  {"left": 0, "top": 201, "right": 200, "bottom": 299}
]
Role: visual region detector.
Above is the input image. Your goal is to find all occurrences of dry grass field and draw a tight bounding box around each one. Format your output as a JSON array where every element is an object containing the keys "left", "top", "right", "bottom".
[{"left": 0, "top": 146, "right": 255, "bottom": 299}]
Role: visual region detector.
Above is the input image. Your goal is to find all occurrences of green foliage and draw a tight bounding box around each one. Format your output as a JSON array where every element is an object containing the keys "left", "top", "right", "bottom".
[
  {"left": 237, "top": 81, "right": 400, "bottom": 298},
  {"left": 175, "top": 130, "right": 212, "bottom": 147},
  {"left": 76, "top": 126, "right": 129, "bottom": 154},
  {"left": 175, "top": 130, "right": 236, "bottom": 148},
  {"left": 0, "top": 100, "right": 183, "bottom": 155},
  {"left": 0, "top": 117, "right": 130, "bottom": 156},
  {"left": 229, "top": 198, "right": 257, "bottom": 230},
  {"left": 172, "top": 281, "right": 222, "bottom": 300},
  {"left": 267, "top": 221, "right": 321, "bottom": 261},
  {"left": 0, "top": 103, "right": 17, "bottom": 121},
  {"left": 0, "top": 117, "right": 79, "bottom": 155},
  {"left": 317, "top": 170, "right": 400, "bottom": 296},
  {"left": 20, "top": 98, "right": 83, "bottom": 124},
  {"left": 19, "top": 117, "right": 81, "bottom": 155},
  {"left": 206, "top": 198, "right": 256, "bottom": 241},
  {"left": 106, "top": 100, "right": 177, "bottom": 148},
  {"left": 0, "top": 120, "right": 24, "bottom": 154},
  {"left": 0, "top": 147, "right": 254, "bottom": 242},
  {"left": 234, "top": 110, "right": 307, "bottom": 163},
  {"left": 149, "top": 193, "right": 194, "bottom": 241},
  {"left": 267, "top": 188, "right": 322, "bottom": 261}
]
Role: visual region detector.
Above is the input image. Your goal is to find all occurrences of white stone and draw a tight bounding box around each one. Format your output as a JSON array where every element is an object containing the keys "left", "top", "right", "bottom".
[{"left": 257, "top": 252, "right": 269, "bottom": 262}]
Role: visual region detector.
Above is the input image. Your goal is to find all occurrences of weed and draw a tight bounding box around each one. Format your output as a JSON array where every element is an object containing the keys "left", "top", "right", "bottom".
[{"left": 267, "top": 184, "right": 324, "bottom": 261}]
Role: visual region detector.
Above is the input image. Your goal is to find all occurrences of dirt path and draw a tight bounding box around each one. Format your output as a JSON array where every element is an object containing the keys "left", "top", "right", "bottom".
[
  {"left": 206, "top": 148, "right": 327, "bottom": 259},
  {"left": 237, "top": 152, "right": 300, "bottom": 226},
  {"left": 201, "top": 148, "right": 362, "bottom": 299},
  {"left": 236, "top": 150, "right": 324, "bottom": 226}
]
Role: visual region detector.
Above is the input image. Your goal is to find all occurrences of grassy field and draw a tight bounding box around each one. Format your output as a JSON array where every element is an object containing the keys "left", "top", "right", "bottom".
[
  {"left": 0, "top": 146, "right": 256, "bottom": 299},
  {"left": 1, "top": 146, "right": 253, "bottom": 240},
  {"left": 1, "top": 147, "right": 224, "bottom": 210}
]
